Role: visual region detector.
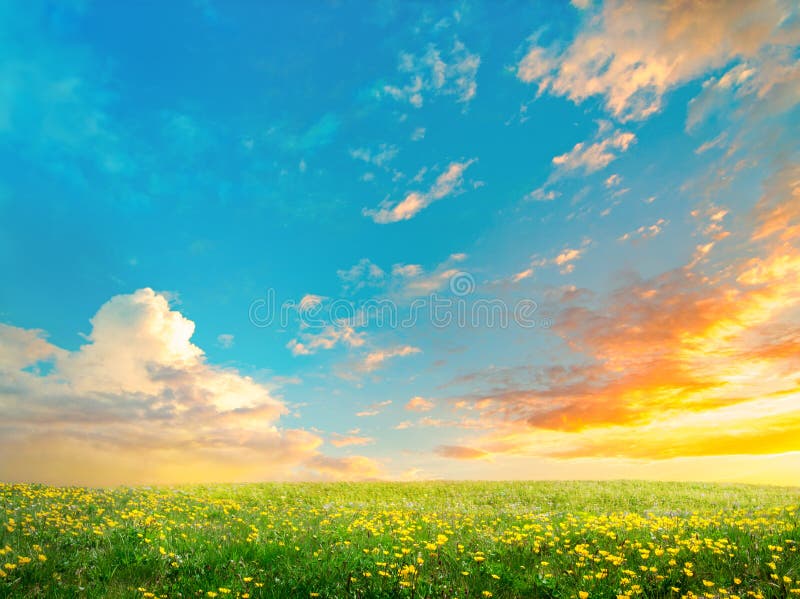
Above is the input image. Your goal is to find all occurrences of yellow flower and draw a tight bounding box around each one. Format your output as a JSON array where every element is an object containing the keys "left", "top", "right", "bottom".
[{"left": 579, "top": 592, "right": 589, "bottom": 599}]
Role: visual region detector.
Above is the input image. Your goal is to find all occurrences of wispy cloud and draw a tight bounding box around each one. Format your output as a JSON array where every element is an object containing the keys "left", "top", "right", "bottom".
[
  {"left": 349, "top": 144, "right": 399, "bottom": 167},
  {"left": 391, "top": 253, "right": 469, "bottom": 297},
  {"left": 363, "top": 160, "right": 476, "bottom": 223},
  {"left": 356, "top": 400, "right": 393, "bottom": 417},
  {"left": 337, "top": 258, "right": 386, "bottom": 294},
  {"left": 382, "top": 40, "right": 480, "bottom": 107},
  {"left": 356, "top": 345, "right": 421, "bottom": 373},
  {"left": 552, "top": 128, "right": 636, "bottom": 175},
  {"left": 287, "top": 324, "right": 365, "bottom": 356}
]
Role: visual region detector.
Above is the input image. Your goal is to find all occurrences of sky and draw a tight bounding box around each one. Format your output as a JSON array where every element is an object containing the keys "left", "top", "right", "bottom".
[{"left": 1, "top": 0, "right": 799, "bottom": 487}]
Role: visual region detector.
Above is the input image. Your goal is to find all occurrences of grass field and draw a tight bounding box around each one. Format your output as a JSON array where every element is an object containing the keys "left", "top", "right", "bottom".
[{"left": 1, "top": 480, "right": 798, "bottom": 598}]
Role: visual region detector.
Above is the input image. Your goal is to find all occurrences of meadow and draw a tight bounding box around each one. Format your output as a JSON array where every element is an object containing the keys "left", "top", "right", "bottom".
[{"left": 0, "top": 480, "right": 798, "bottom": 598}]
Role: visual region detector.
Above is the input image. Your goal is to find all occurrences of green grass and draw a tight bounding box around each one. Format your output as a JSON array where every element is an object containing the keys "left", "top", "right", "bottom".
[{"left": 1, "top": 480, "right": 798, "bottom": 598}]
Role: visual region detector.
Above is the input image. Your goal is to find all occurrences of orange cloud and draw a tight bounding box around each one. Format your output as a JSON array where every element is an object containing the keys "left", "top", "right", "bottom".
[
  {"left": 405, "top": 396, "right": 435, "bottom": 412},
  {"left": 445, "top": 164, "right": 800, "bottom": 464},
  {"left": 518, "top": 0, "right": 797, "bottom": 121},
  {"left": 436, "top": 445, "right": 490, "bottom": 460},
  {"left": 330, "top": 432, "right": 375, "bottom": 448}
]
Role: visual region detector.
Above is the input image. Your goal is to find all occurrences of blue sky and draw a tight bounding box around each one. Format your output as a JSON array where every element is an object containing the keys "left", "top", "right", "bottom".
[{"left": 1, "top": 0, "right": 799, "bottom": 485}]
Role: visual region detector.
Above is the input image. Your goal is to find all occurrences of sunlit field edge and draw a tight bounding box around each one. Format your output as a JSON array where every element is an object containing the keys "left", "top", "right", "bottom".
[{"left": 1, "top": 480, "right": 798, "bottom": 598}]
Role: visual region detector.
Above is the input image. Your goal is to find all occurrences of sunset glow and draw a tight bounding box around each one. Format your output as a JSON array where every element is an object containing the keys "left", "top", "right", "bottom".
[{"left": 1, "top": 0, "right": 798, "bottom": 486}]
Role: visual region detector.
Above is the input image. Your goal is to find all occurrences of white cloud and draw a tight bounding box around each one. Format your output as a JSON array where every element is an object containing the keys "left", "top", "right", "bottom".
[
  {"left": 287, "top": 324, "right": 365, "bottom": 356},
  {"left": 552, "top": 129, "right": 636, "bottom": 174},
  {"left": 364, "top": 159, "right": 476, "bottom": 223},
  {"left": 0, "top": 289, "right": 380, "bottom": 484},
  {"left": 391, "top": 253, "right": 469, "bottom": 297},
  {"left": 383, "top": 40, "right": 480, "bottom": 107},
  {"left": 517, "top": 0, "right": 799, "bottom": 121}
]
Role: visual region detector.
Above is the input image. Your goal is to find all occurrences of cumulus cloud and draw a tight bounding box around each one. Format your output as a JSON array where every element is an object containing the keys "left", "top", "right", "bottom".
[
  {"left": 0, "top": 288, "right": 380, "bottom": 485},
  {"left": 363, "top": 159, "right": 476, "bottom": 223},
  {"left": 517, "top": 0, "right": 799, "bottom": 121},
  {"left": 382, "top": 40, "right": 480, "bottom": 107}
]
